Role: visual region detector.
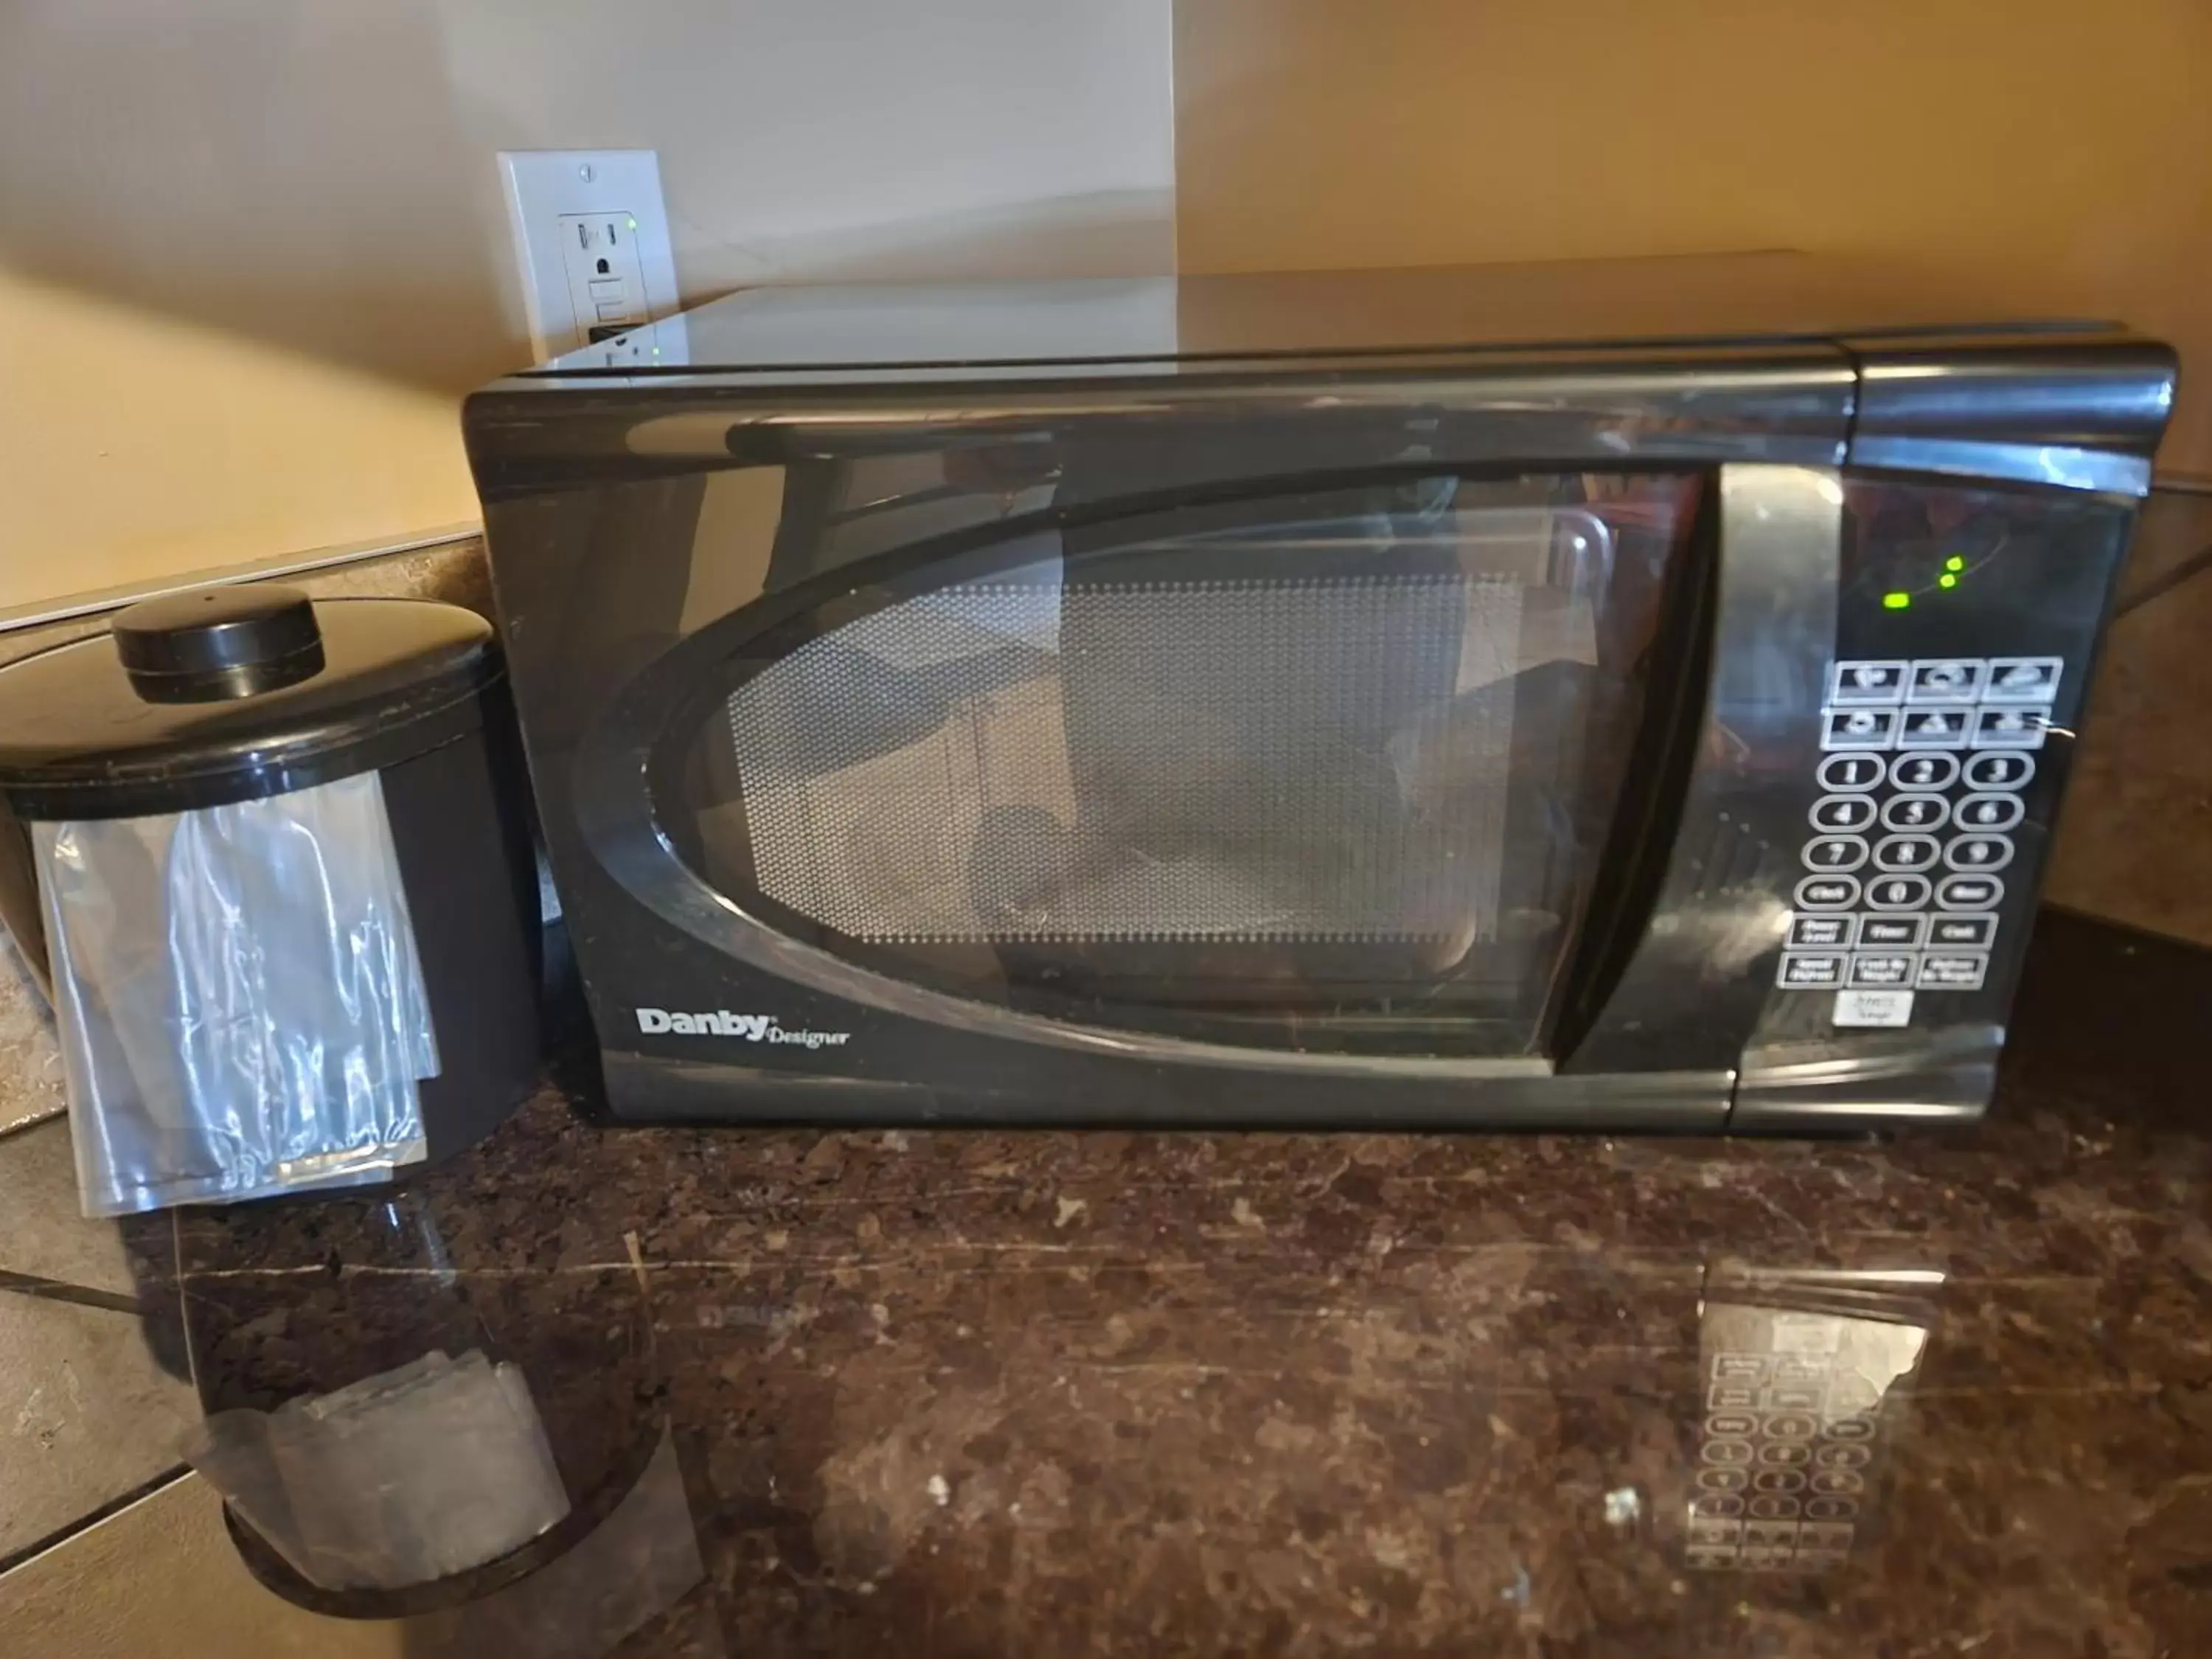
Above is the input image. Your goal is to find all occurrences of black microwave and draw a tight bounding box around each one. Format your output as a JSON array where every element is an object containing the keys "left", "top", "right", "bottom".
[{"left": 464, "top": 257, "right": 2174, "bottom": 1133}]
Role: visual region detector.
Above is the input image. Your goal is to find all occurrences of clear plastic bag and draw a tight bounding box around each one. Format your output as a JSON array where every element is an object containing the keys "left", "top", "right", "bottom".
[
  {"left": 33, "top": 771, "right": 436, "bottom": 1215},
  {"left": 186, "top": 1349, "right": 572, "bottom": 1590}
]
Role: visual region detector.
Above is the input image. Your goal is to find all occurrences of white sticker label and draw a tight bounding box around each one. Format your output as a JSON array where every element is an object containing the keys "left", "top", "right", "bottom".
[{"left": 1833, "top": 988, "right": 1913, "bottom": 1028}]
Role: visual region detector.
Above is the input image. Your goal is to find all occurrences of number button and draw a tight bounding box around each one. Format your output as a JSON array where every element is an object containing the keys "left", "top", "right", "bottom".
[
  {"left": 1804, "top": 835, "right": 1869, "bottom": 872},
  {"left": 1880, "top": 793, "right": 1949, "bottom": 831},
  {"left": 1944, "top": 835, "right": 2015, "bottom": 872},
  {"left": 1887, "top": 752, "right": 1959, "bottom": 791},
  {"left": 1955, "top": 793, "right": 2024, "bottom": 831},
  {"left": 1964, "top": 752, "right": 2035, "bottom": 790},
  {"left": 1818, "top": 754, "right": 1887, "bottom": 792},
  {"left": 1865, "top": 874, "right": 1933, "bottom": 911},
  {"left": 1872, "top": 834, "right": 1941, "bottom": 872},
  {"left": 1810, "top": 794, "right": 1879, "bottom": 832}
]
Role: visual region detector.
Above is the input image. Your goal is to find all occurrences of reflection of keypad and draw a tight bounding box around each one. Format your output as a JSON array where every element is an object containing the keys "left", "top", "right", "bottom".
[
  {"left": 1786, "top": 658, "right": 2049, "bottom": 1000},
  {"left": 1690, "top": 1346, "right": 1891, "bottom": 1573}
]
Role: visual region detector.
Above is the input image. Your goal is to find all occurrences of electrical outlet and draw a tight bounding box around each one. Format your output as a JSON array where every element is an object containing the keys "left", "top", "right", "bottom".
[
  {"left": 560, "top": 212, "right": 650, "bottom": 343},
  {"left": 498, "top": 150, "right": 678, "bottom": 361}
]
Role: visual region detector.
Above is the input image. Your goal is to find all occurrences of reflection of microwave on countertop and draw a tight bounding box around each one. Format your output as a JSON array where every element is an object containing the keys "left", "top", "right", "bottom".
[{"left": 462, "top": 254, "right": 2175, "bottom": 1132}]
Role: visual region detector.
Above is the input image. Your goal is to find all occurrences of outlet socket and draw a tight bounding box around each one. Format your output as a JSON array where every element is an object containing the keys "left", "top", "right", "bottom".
[{"left": 498, "top": 150, "right": 678, "bottom": 361}]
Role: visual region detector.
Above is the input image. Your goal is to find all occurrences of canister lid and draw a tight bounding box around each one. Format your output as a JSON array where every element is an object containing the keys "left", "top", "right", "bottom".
[
  {"left": 111, "top": 585, "right": 327, "bottom": 701},
  {"left": 0, "top": 586, "right": 502, "bottom": 820}
]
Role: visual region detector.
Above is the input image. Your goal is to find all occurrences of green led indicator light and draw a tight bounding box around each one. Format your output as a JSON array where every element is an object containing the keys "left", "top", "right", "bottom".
[
  {"left": 1882, "top": 591, "right": 1912, "bottom": 610},
  {"left": 1944, "top": 554, "right": 1966, "bottom": 572},
  {"left": 1938, "top": 573, "right": 1959, "bottom": 589}
]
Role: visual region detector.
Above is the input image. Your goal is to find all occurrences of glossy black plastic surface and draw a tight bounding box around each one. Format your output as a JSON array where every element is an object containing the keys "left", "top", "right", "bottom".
[
  {"left": 112, "top": 582, "right": 324, "bottom": 701},
  {"left": 525, "top": 254, "right": 2129, "bottom": 380},
  {"left": 648, "top": 473, "right": 1691, "bottom": 1060},
  {"left": 465, "top": 259, "right": 2174, "bottom": 1130},
  {"left": 1736, "top": 478, "right": 2138, "bottom": 1127},
  {"left": 382, "top": 704, "right": 546, "bottom": 1166},
  {"left": 0, "top": 596, "right": 500, "bottom": 818}
]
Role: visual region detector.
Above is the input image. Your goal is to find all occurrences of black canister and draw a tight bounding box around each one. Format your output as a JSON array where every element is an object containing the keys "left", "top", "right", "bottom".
[{"left": 0, "top": 584, "right": 540, "bottom": 1198}]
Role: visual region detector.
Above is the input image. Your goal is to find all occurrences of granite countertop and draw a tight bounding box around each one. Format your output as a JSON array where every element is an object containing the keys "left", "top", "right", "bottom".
[{"left": 119, "top": 908, "right": 2212, "bottom": 1656}]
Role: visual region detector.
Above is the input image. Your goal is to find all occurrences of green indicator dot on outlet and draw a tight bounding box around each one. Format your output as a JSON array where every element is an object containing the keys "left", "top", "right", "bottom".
[
  {"left": 1938, "top": 573, "right": 1959, "bottom": 589},
  {"left": 1882, "top": 591, "right": 1912, "bottom": 610},
  {"left": 1944, "top": 554, "right": 1966, "bottom": 572}
]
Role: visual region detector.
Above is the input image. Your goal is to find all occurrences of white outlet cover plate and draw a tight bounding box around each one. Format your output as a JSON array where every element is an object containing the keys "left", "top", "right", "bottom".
[{"left": 498, "top": 150, "right": 679, "bottom": 361}]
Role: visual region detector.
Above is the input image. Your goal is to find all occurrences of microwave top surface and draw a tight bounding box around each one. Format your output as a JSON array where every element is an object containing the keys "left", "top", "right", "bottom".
[{"left": 515, "top": 251, "right": 2135, "bottom": 385}]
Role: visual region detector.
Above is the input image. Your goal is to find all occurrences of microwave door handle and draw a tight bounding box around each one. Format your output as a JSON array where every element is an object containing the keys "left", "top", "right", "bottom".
[{"left": 1557, "top": 464, "right": 1840, "bottom": 1077}]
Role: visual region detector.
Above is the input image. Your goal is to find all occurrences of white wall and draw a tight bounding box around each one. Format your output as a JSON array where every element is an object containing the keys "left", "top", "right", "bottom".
[
  {"left": 1174, "top": 0, "right": 2212, "bottom": 479},
  {"left": 0, "top": 0, "right": 1175, "bottom": 613}
]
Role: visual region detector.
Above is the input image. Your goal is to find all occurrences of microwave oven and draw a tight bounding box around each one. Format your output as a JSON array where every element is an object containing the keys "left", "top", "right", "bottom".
[{"left": 464, "top": 257, "right": 2174, "bottom": 1132}]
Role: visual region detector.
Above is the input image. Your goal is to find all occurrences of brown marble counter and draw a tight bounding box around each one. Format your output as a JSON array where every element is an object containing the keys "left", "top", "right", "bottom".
[{"left": 124, "top": 908, "right": 2212, "bottom": 1656}]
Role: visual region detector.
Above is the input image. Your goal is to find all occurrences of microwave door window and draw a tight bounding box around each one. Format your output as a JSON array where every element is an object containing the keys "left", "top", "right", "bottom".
[{"left": 672, "top": 473, "right": 1694, "bottom": 1058}]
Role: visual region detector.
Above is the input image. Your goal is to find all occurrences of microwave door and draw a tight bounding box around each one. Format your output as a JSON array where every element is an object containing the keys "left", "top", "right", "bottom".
[
  {"left": 584, "top": 470, "right": 1716, "bottom": 1082},
  {"left": 1557, "top": 464, "right": 1839, "bottom": 1078}
]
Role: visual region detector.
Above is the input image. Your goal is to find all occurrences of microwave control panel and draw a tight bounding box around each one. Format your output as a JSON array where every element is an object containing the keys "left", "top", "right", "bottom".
[{"left": 1778, "top": 655, "right": 2058, "bottom": 1029}]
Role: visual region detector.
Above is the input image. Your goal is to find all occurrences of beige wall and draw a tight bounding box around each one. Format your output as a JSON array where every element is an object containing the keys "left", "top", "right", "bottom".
[
  {"left": 1174, "top": 0, "right": 2212, "bottom": 476},
  {"left": 0, "top": 0, "right": 1175, "bottom": 615}
]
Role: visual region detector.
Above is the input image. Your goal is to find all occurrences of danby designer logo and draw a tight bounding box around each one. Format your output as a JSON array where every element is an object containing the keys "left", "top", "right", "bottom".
[{"left": 634, "top": 1008, "right": 851, "bottom": 1049}]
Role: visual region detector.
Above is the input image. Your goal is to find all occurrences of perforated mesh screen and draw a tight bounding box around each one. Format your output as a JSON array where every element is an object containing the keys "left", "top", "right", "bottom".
[{"left": 725, "top": 573, "right": 1528, "bottom": 944}]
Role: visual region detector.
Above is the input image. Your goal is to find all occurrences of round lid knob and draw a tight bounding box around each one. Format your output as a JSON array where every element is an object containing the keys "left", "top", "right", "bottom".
[{"left": 112, "top": 584, "right": 325, "bottom": 703}]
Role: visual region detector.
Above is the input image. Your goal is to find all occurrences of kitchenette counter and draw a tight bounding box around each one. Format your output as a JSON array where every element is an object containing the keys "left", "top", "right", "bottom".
[{"left": 120, "top": 908, "right": 2212, "bottom": 1656}]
